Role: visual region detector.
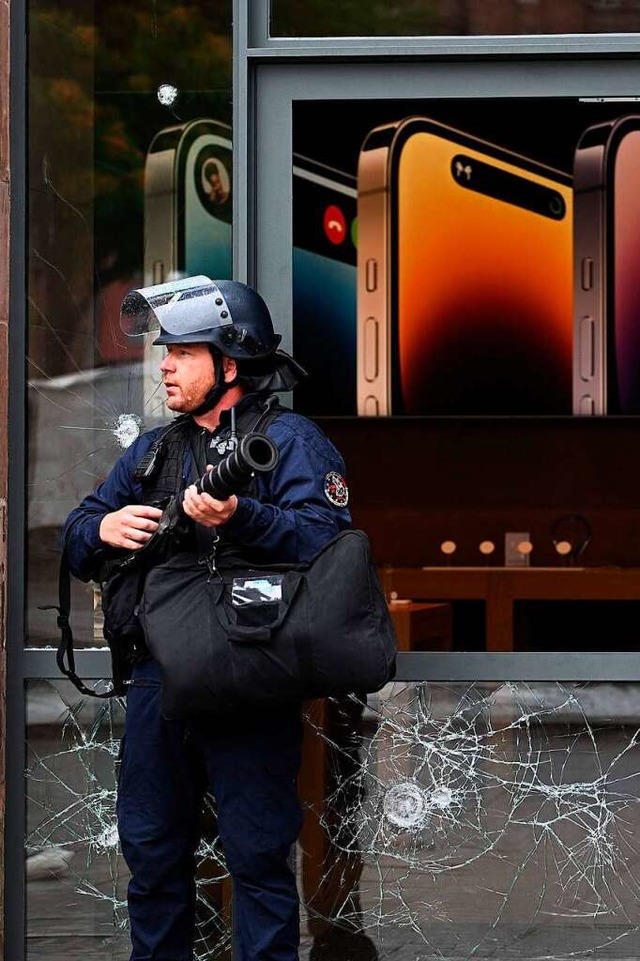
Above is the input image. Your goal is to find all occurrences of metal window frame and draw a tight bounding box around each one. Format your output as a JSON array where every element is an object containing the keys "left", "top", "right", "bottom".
[
  {"left": 7, "top": 1, "right": 640, "bottom": 958},
  {"left": 22, "top": 648, "right": 640, "bottom": 683},
  {"left": 7, "top": 0, "right": 28, "bottom": 952}
]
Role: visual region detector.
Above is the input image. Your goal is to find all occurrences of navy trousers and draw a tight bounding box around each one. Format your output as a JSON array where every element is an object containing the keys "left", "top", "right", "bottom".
[{"left": 116, "top": 658, "right": 304, "bottom": 961}]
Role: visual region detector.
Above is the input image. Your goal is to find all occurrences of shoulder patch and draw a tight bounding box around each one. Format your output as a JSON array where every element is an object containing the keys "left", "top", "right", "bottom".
[{"left": 324, "top": 471, "right": 349, "bottom": 508}]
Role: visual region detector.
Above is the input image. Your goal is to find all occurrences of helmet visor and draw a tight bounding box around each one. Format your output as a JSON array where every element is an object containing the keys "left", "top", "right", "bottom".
[{"left": 120, "top": 275, "right": 234, "bottom": 337}]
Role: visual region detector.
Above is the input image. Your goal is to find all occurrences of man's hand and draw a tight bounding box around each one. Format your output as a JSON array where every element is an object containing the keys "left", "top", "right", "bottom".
[
  {"left": 99, "top": 505, "right": 164, "bottom": 550},
  {"left": 182, "top": 465, "right": 238, "bottom": 528}
]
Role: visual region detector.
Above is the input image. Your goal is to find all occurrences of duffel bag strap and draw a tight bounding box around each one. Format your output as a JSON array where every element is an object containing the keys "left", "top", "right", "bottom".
[{"left": 42, "top": 551, "right": 120, "bottom": 698}]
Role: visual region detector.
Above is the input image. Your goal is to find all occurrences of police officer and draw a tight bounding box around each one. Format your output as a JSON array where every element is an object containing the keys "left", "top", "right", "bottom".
[{"left": 62, "top": 277, "right": 352, "bottom": 961}]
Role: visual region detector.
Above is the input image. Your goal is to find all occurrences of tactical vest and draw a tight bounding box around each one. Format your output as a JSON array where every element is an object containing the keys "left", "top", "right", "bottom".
[{"left": 135, "top": 392, "right": 286, "bottom": 567}]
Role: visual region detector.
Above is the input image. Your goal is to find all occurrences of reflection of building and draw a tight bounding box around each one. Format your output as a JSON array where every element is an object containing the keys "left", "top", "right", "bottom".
[
  {"left": 273, "top": 1, "right": 640, "bottom": 35},
  {"left": 474, "top": 0, "right": 640, "bottom": 35},
  {"left": 444, "top": 0, "right": 640, "bottom": 35},
  {"left": 28, "top": 363, "right": 146, "bottom": 529}
]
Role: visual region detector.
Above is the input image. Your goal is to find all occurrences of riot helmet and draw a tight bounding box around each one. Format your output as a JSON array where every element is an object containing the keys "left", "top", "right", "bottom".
[
  {"left": 121, "top": 276, "right": 279, "bottom": 356},
  {"left": 120, "top": 276, "right": 306, "bottom": 410},
  {"left": 155, "top": 280, "right": 283, "bottom": 360}
]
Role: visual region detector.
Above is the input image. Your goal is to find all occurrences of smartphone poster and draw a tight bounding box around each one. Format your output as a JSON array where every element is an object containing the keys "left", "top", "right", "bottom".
[{"left": 292, "top": 97, "right": 640, "bottom": 418}]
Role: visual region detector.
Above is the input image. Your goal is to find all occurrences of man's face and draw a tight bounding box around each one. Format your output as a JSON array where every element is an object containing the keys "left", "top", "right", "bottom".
[{"left": 159, "top": 343, "right": 216, "bottom": 413}]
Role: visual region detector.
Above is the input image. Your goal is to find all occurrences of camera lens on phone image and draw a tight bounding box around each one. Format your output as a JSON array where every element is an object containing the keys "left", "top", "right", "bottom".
[
  {"left": 194, "top": 145, "right": 232, "bottom": 221},
  {"left": 548, "top": 194, "right": 566, "bottom": 218},
  {"left": 201, "top": 157, "right": 230, "bottom": 207},
  {"left": 453, "top": 159, "right": 473, "bottom": 182}
]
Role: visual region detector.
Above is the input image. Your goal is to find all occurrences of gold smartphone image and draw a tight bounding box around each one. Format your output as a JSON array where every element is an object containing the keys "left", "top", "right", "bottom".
[
  {"left": 573, "top": 114, "right": 640, "bottom": 416},
  {"left": 357, "top": 116, "right": 574, "bottom": 416}
]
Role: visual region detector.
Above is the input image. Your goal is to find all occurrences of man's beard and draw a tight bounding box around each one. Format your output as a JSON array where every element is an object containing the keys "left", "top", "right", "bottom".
[{"left": 164, "top": 380, "right": 215, "bottom": 413}]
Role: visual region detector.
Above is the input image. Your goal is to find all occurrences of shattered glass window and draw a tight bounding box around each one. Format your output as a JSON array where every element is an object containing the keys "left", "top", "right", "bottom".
[
  {"left": 26, "top": 681, "right": 233, "bottom": 960},
  {"left": 26, "top": 682, "right": 130, "bottom": 958},
  {"left": 303, "top": 682, "right": 640, "bottom": 958},
  {"left": 26, "top": 680, "right": 640, "bottom": 959}
]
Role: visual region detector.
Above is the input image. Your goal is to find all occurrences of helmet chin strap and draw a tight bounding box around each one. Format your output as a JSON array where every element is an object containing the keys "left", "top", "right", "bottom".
[{"left": 190, "top": 349, "right": 239, "bottom": 417}]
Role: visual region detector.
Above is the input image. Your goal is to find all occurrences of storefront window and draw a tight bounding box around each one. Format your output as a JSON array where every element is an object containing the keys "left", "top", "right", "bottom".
[
  {"left": 20, "top": 3, "right": 640, "bottom": 958},
  {"left": 271, "top": 0, "right": 640, "bottom": 37}
]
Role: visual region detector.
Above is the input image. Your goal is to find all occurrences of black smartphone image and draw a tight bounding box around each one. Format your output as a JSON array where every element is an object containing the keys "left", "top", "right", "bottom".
[
  {"left": 357, "top": 116, "right": 574, "bottom": 416},
  {"left": 292, "top": 154, "right": 358, "bottom": 416},
  {"left": 143, "top": 118, "right": 232, "bottom": 286},
  {"left": 573, "top": 114, "right": 640, "bottom": 415}
]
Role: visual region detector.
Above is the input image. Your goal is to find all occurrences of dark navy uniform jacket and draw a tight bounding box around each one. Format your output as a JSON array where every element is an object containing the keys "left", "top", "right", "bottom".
[{"left": 62, "top": 400, "right": 352, "bottom": 582}]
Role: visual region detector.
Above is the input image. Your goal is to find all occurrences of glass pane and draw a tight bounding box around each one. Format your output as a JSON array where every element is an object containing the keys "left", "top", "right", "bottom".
[
  {"left": 26, "top": 680, "right": 640, "bottom": 958},
  {"left": 25, "top": 680, "right": 232, "bottom": 960},
  {"left": 290, "top": 92, "right": 640, "bottom": 652},
  {"left": 271, "top": 0, "right": 640, "bottom": 37},
  {"left": 26, "top": 681, "right": 129, "bottom": 959},
  {"left": 298, "top": 681, "right": 640, "bottom": 958},
  {"left": 26, "top": 0, "right": 233, "bottom": 648}
]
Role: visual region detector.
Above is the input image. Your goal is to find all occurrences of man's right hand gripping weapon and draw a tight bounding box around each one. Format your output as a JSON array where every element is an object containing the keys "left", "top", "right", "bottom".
[{"left": 115, "top": 431, "right": 279, "bottom": 571}]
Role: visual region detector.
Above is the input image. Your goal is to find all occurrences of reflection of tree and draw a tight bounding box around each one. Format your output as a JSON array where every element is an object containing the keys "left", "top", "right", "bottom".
[
  {"left": 92, "top": 2, "right": 232, "bottom": 280},
  {"left": 29, "top": 6, "right": 97, "bottom": 374},
  {"left": 28, "top": 1, "right": 232, "bottom": 377}
]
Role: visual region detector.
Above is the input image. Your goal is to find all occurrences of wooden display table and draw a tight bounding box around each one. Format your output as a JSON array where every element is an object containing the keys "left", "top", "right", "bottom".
[
  {"left": 387, "top": 600, "right": 453, "bottom": 651},
  {"left": 381, "top": 566, "right": 640, "bottom": 651}
]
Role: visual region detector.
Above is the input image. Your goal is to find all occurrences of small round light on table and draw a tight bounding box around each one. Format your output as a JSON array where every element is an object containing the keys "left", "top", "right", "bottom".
[
  {"left": 555, "top": 540, "right": 572, "bottom": 556},
  {"left": 440, "top": 540, "right": 457, "bottom": 556},
  {"left": 479, "top": 541, "right": 495, "bottom": 556},
  {"left": 517, "top": 540, "right": 533, "bottom": 556}
]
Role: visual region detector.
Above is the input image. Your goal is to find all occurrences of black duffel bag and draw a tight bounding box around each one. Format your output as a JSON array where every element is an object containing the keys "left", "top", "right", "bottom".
[{"left": 138, "top": 529, "right": 398, "bottom": 717}]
